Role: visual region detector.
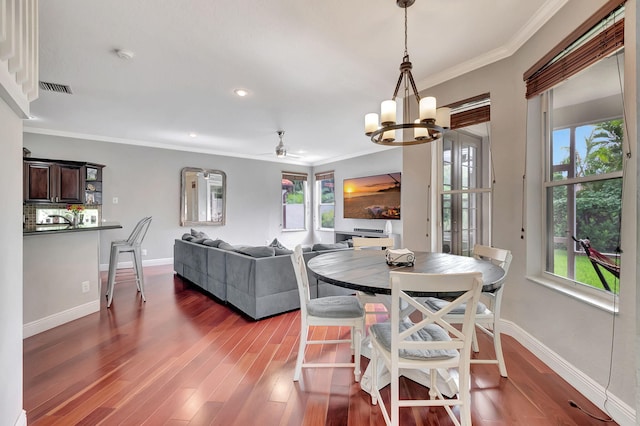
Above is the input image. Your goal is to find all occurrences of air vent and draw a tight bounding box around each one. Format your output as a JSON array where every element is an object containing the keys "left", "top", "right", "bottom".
[{"left": 39, "top": 81, "right": 73, "bottom": 94}]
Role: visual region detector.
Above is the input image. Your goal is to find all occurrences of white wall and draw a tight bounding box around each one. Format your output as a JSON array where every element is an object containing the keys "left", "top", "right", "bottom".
[
  {"left": 0, "top": 93, "right": 25, "bottom": 424},
  {"left": 404, "top": 0, "right": 636, "bottom": 420}
]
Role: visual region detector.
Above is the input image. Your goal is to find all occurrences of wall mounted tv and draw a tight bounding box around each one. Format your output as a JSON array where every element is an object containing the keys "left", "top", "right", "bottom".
[{"left": 343, "top": 173, "right": 401, "bottom": 220}]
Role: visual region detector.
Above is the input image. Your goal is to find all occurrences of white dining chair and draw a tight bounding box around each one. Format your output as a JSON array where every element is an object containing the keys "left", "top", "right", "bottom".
[
  {"left": 370, "top": 270, "right": 482, "bottom": 426},
  {"left": 352, "top": 237, "right": 396, "bottom": 319},
  {"left": 351, "top": 236, "right": 395, "bottom": 250},
  {"left": 106, "top": 216, "right": 152, "bottom": 308},
  {"left": 422, "top": 244, "right": 512, "bottom": 377},
  {"left": 291, "top": 245, "right": 365, "bottom": 382}
]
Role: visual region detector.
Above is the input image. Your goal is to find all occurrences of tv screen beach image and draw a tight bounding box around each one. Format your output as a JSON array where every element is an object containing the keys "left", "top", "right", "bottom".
[{"left": 343, "top": 173, "right": 401, "bottom": 219}]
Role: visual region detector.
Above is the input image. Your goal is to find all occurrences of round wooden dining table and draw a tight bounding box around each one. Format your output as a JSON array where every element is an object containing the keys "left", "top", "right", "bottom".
[
  {"left": 307, "top": 249, "right": 506, "bottom": 296},
  {"left": 306, "top": 248, "right": 506, "bottom": 397}
]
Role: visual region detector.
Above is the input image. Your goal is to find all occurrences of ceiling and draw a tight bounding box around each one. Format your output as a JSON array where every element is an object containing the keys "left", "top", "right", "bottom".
[{"left": 25, "top": 0, "right": 568, "bottom": 166}]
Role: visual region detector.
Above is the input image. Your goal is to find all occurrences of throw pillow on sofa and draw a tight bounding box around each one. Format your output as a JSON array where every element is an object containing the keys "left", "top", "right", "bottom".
[
  {"left": 269, "top": 238, "right": 288, "bottom": 250},
  {"left": 191, "top": 228, "right": 210, "bottom": 239}
]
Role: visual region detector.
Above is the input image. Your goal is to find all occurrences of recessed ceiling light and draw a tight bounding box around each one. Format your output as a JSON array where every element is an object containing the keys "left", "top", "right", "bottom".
[
  {"left": 189, "top": 132, "right": 198, "bottom": 138},
  {"left": 234, "top": 88, "right": 249, "bottom": 97}
]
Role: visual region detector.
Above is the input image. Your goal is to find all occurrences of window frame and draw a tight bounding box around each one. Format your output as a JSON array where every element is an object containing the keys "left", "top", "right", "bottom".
[
  {"left": 281, "top": 172, "right": 308, "bottom": 232},
  {"left": 542, "top": 94, "right": 623, "bottom": 295}
]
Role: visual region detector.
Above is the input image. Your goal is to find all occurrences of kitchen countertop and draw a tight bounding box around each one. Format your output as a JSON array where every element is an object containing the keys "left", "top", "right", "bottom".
[{"left": 23, "top": 221, "right": 122, "bottom": 236}]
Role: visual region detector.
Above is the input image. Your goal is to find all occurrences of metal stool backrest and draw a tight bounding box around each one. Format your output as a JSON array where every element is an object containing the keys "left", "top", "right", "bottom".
[{"left": 128, "top": 217, "right": 152, "bottom": 247}]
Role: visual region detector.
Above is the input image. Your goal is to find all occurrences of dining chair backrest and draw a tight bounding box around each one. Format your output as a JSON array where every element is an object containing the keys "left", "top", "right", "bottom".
[
  {"left": 472, "top": 244, "right": 512, "bottom": 274},
  {"left": 352, "top": 237, "right": 395, "bottom": 250},
  {"left": 388, "top": 271, "right": 483, "bottom": 358},
  {"left": 292, "top": 245, "right": 311, "bottom": 313}
]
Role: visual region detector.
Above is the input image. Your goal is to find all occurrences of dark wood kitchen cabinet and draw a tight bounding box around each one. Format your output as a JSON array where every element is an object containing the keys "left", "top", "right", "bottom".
[{"left": 24, "top": 158, "right": 88, "bottom": 204}]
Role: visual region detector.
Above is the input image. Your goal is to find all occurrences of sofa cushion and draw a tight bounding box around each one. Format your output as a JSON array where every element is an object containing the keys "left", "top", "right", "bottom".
[
  {"left": 203, "top": 238, "right": 225, "bottom": 247},
  {"left": 312, "top": 242, "right": 349, "bottom": 251},
  {"left": 274, "top": 247, "right": 294, "bottom": 256},
  {"left": 237, "top": 246, "right": 275, "bottom": 258},
  {"left": 218, "top": 242, "right": 237, "bottom": 251}
]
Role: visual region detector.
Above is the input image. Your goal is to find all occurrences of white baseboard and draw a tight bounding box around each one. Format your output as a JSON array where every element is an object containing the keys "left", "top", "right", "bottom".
[
  {"left": 23, "top": 300, "right": 100, "bottom": 339},
  {"left": 501, "top": 320, "right": 635, "bottom": 426},
  {"left": 14, "top": 410, "right": 26, "bottom": 426},
  {"left": 99, "top": 257, "right": 173, "bottom": 272}
]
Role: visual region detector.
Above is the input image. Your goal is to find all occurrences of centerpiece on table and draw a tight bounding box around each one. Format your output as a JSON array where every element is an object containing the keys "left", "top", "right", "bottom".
[{"left": 66, "top": 204, "right": 84, "bottom": 227}]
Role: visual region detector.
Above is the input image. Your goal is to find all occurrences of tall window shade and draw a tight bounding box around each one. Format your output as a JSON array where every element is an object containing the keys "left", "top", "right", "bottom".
[
  {"left": 445, "top": 93, "right": 491, "bottom": 130},
  {"left": 524, "top": 1, "right": 625, "bottom": 99}
]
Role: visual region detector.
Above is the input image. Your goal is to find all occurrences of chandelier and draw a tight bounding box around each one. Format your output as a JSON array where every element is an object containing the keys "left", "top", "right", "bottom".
[{"left": 365, "top": 0, "right": 450, "bottom": 146}]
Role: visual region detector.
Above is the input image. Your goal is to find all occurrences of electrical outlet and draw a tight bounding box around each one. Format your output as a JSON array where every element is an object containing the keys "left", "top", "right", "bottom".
[
  {"left": 81, "top": 281, "right": 90, "bottom": 293},
  {"left": 141, "top": 248, "right": 147, "bottom": 256},
  {"left": 112, "top": 197, "right": 118, "bottom": 204}
]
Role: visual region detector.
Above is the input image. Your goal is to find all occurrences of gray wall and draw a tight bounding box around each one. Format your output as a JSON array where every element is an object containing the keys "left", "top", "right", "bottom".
[
  {"left": 24, "top": 134, "right": 403, "bottom": 266},
  {"left": 23, "top": 134, "right": 318, "bottom": 265},
  {"left": 404, "top": 0, "right": 637, "bottom": 413},
  {"left": 313, "top": 148, "right": 403, "bottom": 244},
  {"left": 1, "top": 93, "right": 25, "bottom": 423}
]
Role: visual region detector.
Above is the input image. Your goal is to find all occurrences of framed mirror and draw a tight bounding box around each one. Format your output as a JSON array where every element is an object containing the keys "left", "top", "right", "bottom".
[{"left": 180, "top": 167, "right": 226, "bottom": 226}]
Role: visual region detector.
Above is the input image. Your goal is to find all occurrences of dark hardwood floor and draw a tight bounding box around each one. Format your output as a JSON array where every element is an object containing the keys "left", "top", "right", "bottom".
[{"left": 23, "top": 265, "right": 616, "bottom": 425}]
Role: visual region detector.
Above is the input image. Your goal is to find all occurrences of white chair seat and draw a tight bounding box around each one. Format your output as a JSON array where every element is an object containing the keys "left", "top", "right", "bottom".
[{"left": 306, "top": 296, "right": 364, "bottom": 318}]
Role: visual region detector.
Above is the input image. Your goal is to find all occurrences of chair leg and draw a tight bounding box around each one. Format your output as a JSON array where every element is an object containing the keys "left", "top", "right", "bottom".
[
  {"left": 471, "top": 327, "right": 480, "bottom": 353},
  {"left": 353, "top": 327, "right": 361, "bottom": 382},
  {"left": 133, "top": 247, "right": 146, "bottom": 302},
  {"left": 106, "top": 245, "right": 119, "bottom": 308},
  {"left": 459, "top": 364, "right": 472, "bottom": 426},
  {"left": 293, "top": 323, "right": 308, "bottom": 381},
  {"left": 494, "top": 329, "right": 508, "bottom": 377}
]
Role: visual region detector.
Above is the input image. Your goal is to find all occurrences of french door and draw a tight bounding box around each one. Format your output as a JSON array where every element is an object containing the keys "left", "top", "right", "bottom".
[{"left": 441, "top": 130, "right": 489, "bottom": 256}]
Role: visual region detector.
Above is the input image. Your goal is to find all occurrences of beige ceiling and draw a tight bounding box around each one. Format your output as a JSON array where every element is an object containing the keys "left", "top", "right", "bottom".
[{"left": 25, "top": 0, "right": 568, "bottom": 165}]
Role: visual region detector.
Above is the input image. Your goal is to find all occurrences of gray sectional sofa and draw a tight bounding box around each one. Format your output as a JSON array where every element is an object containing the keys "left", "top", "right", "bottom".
[{"left": 173, "top": 236, "right": 352, "bottom": 320}]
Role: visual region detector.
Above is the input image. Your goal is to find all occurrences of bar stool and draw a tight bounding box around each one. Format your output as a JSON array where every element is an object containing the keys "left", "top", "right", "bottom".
[{"left": 106, "top": 216, "right": 152, "bottom": 308}]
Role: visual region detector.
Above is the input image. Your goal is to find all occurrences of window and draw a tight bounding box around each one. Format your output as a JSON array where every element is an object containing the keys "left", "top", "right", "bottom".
[
  {"left": 544, "top": 55, "right": 624, "bottom": 294},
  {"left": 315, "top": 171, "right": 334, "bottom": 229},
  {"left": 524, "top": 2, "right": 626, "bottom": 302},
  {"left": 282, "top": 172, "right": 307, "bottom": 231}
]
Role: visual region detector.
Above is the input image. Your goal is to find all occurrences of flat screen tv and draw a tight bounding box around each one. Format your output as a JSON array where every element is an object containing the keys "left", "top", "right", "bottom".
[{"left": 343, "top": 173, "right": 401, "bottom": 220}]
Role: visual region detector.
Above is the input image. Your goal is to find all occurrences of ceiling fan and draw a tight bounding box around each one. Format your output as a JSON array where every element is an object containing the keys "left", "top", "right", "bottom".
[{"left": 273, "top": 130, "right": 302, "bottom": 159}]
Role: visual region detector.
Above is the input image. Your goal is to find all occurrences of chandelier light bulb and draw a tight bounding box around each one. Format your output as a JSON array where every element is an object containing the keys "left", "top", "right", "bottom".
[
  {"left": 365, "top": 113, "right": 379, "bottom": 136},
  {"left": 419, "top": 97, "right": 437, "bottom": 121},
  {"left": 436, "top": 107, "right": 452, "bottom": 128},
  {"left": 380, "top": 100, "right": 397, "bottom": 126}
]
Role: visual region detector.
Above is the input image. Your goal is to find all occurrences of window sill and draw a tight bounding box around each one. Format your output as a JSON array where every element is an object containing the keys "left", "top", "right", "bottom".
[{"left": 526, "top": 274, "right": 619, "bottom": 314}]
